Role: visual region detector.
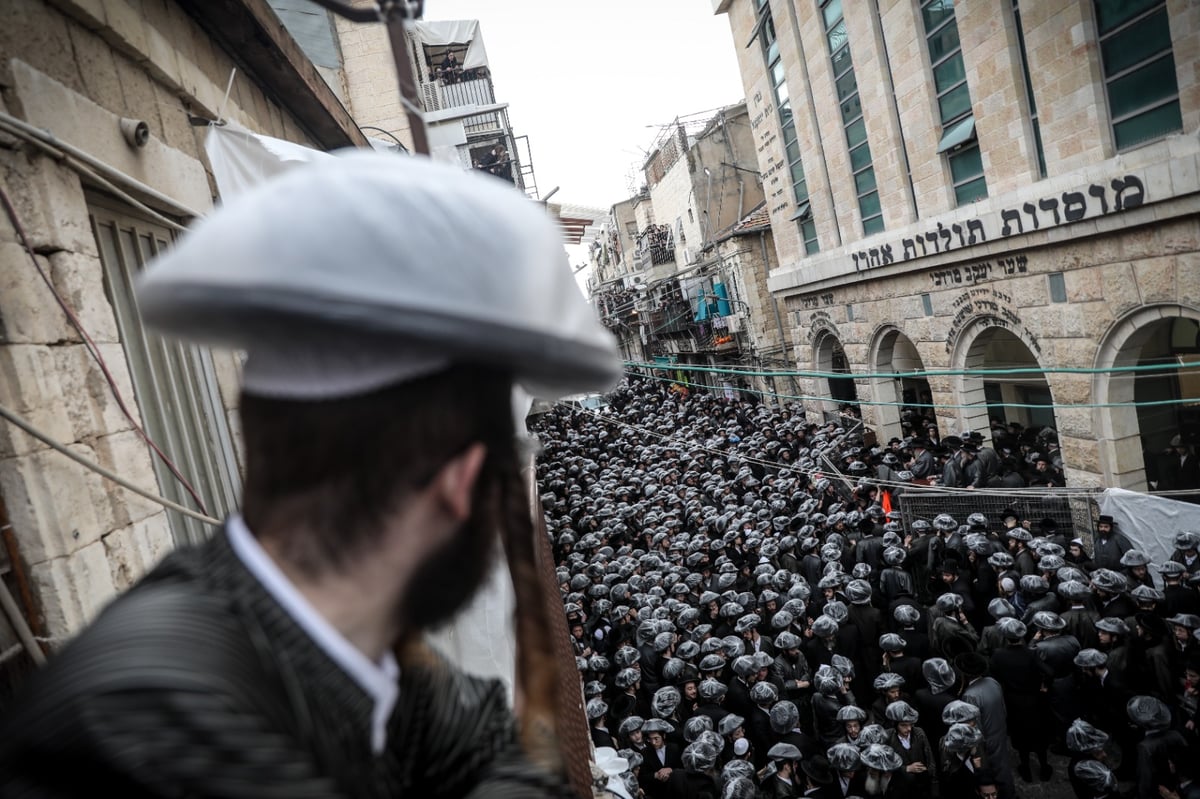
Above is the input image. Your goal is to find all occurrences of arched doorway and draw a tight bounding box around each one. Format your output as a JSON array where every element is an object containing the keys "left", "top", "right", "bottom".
[
  {"left": 870, "top": 327, "right": 933, "bottom": 442},
  {"left": 814, "top": 329, "right": 859, "bottom": 420},
  {"left": 1094, "top": 305, "right": 1200, "bottom": 490},
  {"left": 956, "top": 323, "right": 1057, "bottom": 444}
]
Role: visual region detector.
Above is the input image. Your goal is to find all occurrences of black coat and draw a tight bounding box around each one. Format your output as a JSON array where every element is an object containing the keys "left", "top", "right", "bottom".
[
  {"left": 990, "top": 644, "right": 1052, "bottom": 750},
  {"left": 913, "top": 688, "right": 955, "bottom": 746},
  {"left": 665, "top": 768, "right": 719, "bottom": 799},
  {"left": 726, "top": 677, "right": 756, "bottom": 721},
  {"left": 1136, "top": 729, "right": 1188, "bottom": 799},
  {"left": 0, "top": 528, "right": 563, "bottom": 799}
]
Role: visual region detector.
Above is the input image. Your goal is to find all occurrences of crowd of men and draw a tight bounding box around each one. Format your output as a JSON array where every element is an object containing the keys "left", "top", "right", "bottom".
[{"left": 535, "top": 376, "right": 1200, "bottom": 799}]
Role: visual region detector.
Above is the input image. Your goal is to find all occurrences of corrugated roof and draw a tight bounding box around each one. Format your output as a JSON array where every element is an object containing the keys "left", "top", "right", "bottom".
[
  {"left": 547, "top": 202, "right": 606, "bottom": 245},
  {"left": 733, "top": 203, "right": 770, "bottom": 233}
]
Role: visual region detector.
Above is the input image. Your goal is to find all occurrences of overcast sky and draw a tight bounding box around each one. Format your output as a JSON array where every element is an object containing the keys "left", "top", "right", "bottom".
[{"left": 426, "top": 1, "right": 747, "bottom": 213}]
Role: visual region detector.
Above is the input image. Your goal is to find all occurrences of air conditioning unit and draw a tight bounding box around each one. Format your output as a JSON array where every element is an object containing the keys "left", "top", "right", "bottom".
[
  {"left": 422, "top": 82, "right": 442, "bottom": 111},
  {"left": 725, "top": 312, "right": 744, "bottom": 333}
]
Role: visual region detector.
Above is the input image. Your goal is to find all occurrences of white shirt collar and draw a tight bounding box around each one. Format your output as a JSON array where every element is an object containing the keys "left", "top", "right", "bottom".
[{"left": 226, "top": 515, "right": 400, "bottom": 754}]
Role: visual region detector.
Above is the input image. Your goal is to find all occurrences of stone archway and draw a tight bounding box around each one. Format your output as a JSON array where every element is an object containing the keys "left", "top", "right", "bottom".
[
  {"left": 813, "top": 328, "right": 859, "bottom": 419},
  {"left": 1093, "top": 304, "right": 1200, "bottom": 490},
  {"left": 953, "top": 319, "right": 1056, "bottom": 444},
  {"left": 869, "top": 325, "right": 932, "bottom": 443}
]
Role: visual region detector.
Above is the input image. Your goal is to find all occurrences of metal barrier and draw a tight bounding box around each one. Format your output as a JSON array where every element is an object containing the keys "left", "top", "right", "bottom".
[{"left": 898, "top": 490, "right": 1098, "bottom": 543}]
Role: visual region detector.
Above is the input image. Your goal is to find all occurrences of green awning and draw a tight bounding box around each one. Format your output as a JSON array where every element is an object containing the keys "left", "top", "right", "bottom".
[
  {"left": 789, "top": 200, "right": 812, "bottom": 221},
  {"left": 937, "top": 115, "right": 977, "bottom": 154}
]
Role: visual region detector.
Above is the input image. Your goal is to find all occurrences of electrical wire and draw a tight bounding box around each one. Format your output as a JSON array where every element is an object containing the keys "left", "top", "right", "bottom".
[
  {"left": 0, "top": 402, "right": 220, "bottom": 525},
  {"left": 0, "top": 180, "right": 210, "bottom": 514},
  {"left": 0, "top": 113, "right": 195, "bottom": 232},
  {"left": 625, "top": 358, "right": 1200, "bottom": 381},
  {"left": 628, "top": 364, "right": 1198, "bottom": 411}
]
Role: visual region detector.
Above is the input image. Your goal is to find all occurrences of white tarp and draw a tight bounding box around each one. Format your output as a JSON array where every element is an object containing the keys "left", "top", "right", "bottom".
[
  {"left": 203, "top": 124, "right": 517, "bottom": 700},
  {"left": 205, "top": 124, "right": 332, "bottom": 200},
  {"left": 410, "top": 20, "right": 489, "bottom": 70},
  {"left": 1099, "top": 488, "right": 1200, "bottom": 584}
]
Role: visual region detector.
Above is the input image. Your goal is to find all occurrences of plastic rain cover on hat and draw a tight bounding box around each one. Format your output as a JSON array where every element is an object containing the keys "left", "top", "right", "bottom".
[
  {"left": 684, "top": 715, "right": 713, "bottom": 742},
  {"left": 770, "top": 700, "right": 800, "bottom": 733},
  {"left": 826, "top": 742, "right": 861, "bottom": 771},
  {"left": 942, "top": 700, "right": 980, "bottom": 724},
  {"left": 1066, "top": 718, "right": 1110, "bottom": 752},
  {"left": 885, "top": 701, "right": 919, "bottom": 723},
  {"left": 136, "top": 151, "right": 620, "bottom": 400},
  {"left": 857, "top": 724, "right": 887, "bottom": 747},
  {"left": 1073, "top": 760, "right": 1116, "bottom": 792},
  {"left": 922, "top": 657, "right": 956, "bottom": 695},
  {"left": 943, "top": 723, "right": 982, "bottom": 753},
  {"left": 860, "top": 743, "right": 902, "bottom": 771},
  {"left": 1127, "top": 695, "right": 1172, "bottom": 729}
]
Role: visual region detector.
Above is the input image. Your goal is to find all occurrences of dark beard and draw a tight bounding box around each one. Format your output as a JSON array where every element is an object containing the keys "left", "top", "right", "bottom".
[{"left": 399, "top": 501, "right": 497, "bottom": 632}]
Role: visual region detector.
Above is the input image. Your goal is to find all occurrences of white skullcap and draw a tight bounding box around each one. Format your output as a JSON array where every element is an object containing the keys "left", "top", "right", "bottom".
[{"left": 136, "top": 151, "right": 620, "bottom": 400}]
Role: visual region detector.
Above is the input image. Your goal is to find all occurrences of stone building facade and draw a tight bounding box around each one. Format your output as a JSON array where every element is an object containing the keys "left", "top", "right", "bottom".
[
  {"left": 590, "top": 104, "right": 792, "bottom": 395},
  {"left": 0, "top": 0, "right": 371, "bottom": 676},
  {"left": 715, "top": 0, "right": 1200, "bottom": 490}
]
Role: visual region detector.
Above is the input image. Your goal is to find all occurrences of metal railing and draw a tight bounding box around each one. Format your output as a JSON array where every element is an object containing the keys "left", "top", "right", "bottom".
[{"left": 440, "top": 76, "right": 495, "bottom": 109}]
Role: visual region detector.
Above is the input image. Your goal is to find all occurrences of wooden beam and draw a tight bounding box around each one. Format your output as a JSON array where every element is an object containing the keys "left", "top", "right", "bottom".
[{"left": 174, "top": 0, "right": 369, "bottom": 150}]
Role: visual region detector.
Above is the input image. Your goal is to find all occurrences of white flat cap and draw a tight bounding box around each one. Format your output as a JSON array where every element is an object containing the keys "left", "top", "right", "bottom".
[{"left": 136, "top": 151, "right": 620, "bottom": 399}]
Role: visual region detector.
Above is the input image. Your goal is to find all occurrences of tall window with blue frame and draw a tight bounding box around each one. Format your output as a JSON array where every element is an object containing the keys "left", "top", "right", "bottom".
[
  {"left": 919, "top": 0, "right": 988, "bottom": 205},
  {"left": 819, "top": 0, "right": 884, "bottom": 235},
  {"left": 1094, "top": 0, "right": 1182, "bottom": 151},
  {"left": 754, "top": 0, "right": 819, "bottom": 254}
]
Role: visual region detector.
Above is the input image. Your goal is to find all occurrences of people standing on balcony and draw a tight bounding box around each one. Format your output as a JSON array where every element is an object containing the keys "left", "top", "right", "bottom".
[
  {"left": 477, "top": 144, "right": 513, "bottom": 184},
  {"left": 436, "top": 50, "right": 461, "bottom": 83}
]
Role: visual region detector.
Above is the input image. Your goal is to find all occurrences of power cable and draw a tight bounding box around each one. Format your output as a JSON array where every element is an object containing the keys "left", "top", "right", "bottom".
[
  {"left": 0, "top": 178, "right": 210, "bottom": 513},
  {"left": 625, "top": 358, "right": 1199, "bottom": 381},
  {"left": 0, "top": 402, "right": 220, "bottom": 525},
  {"left": 627, "top": 365, "right": 1197, "bottom": 412}
]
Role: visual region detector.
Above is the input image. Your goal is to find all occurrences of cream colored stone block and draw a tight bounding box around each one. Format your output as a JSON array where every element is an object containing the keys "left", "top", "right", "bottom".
[
  {"left": 66, "top": 19, "right": 123, "bottom": 105},
  {"left": 92, "top": 428, "right": 166, "bottom": 528},
  {"left": 1132, "top": 255, "right": 1177, "bottom": 302},
  {"left": 0, "top": 443, "right": 107, "bottom": 564},
  {"left": 1052, "top": 406, "right": 1093, "bottom": 439},
  {"left": 47, "top": 250, "right": 120, "bottom": 343},
  {"left": 1059, "top": 435, "right": 1101, "bottom": 474},
  {"left": 29, "top": 539, "right": 117, "bottom": 640},
  {"left": 0, "top": 241, "right": 85, "bottom": 346},
  {"left": 0, "top": 150, "right": 95, "bottom": 257},
  {"left": 49, "top": 0, "right": 108, "bottom": 29},
  {"left": 1100, "top": 262, "right": 1140, "bottom": 308},
  {"left": 53, "top": 341, "right": 141, "bottom": 443},
  {"left": 10, "top": 60, "right": 214, "bottom": 214},
  {"left": 100, "top": 0, "right": 148, "bottom": 60},
  {"left": 102, "top": 511, "right": 173, "bottom": 592},
  {"left": 0, "top": 344, "right": 74, "bottom": 458}
]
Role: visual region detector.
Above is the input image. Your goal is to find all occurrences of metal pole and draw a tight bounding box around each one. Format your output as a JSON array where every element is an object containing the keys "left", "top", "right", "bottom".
[
  {"left": 0, "top": 579, "right": 44, "bottom": 666},
  {"left": 306, "top": 0, "right": 431, "bottom": 154}
]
